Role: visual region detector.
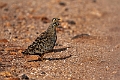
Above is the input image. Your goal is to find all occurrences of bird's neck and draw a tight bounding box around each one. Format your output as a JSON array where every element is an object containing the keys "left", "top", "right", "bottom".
[{"left": 47, "top": 24, "right": 56, "bottom": 35}]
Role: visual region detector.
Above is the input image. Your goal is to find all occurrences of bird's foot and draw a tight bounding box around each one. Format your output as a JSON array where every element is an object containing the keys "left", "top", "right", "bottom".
[{"left": 38, "top": 57, "right": 45, "bottom": 62}]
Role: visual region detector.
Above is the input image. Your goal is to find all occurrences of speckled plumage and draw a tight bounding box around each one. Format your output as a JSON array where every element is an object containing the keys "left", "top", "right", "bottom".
[{"left": 22, "top": 18, "right": 60, "bottom": 60}]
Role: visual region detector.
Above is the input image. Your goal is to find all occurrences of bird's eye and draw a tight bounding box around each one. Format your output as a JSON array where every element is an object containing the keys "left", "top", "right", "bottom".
[{"left": 52, "top": 18, "right": 60, "bottom": 22}]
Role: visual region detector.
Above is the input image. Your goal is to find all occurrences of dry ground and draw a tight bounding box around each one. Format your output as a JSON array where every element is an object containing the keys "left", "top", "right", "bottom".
[{"left": 0, "top": 0, "right": 120, "bottom": 80}]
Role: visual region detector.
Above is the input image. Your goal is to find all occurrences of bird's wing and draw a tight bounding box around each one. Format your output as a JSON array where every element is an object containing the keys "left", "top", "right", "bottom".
[
  {"left": 29, "top": 31, "right": 48, "bottom": 48},
  {"left": 35, "top": 31, "right": 48, "bottom": 41},
  {"left": 23, "top": 31, "right": 48, "bottom": 54}
]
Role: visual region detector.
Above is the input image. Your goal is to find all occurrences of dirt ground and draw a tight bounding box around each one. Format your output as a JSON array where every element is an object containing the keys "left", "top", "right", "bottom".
[{"left": 0, "top": 0, "right": 120, "bottom": 80}]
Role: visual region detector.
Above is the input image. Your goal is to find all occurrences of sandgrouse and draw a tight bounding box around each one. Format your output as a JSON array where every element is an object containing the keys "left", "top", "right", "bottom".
[{"left": 22, "top": 18, "right": 60, "bottom": 61}]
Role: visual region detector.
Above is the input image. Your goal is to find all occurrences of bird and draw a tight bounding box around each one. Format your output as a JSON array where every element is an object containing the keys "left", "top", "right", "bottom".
[{"left": 22, "top": 18, "right": 60, "bottom": 61}]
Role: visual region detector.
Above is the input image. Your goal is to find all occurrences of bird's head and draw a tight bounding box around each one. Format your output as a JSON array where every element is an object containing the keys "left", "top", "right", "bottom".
[
  {"left": 52, "top": 18, "right": 60, "bottom": 23},
  {"left": 52, "top": 18, "right": 60, "bottom": 27},
  {"left": 47, "top": 18, "right": 61, "bottom": 33}
]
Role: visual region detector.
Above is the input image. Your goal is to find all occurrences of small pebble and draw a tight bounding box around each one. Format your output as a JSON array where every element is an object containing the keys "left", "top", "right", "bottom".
[
  {"left": 93, "top": 0, "right": 97, "bottom": 3},
  {"left": 71, "top": 34, "right": 90, "bottom": 40},
  {"left": 66, "top": 20, "right": 76, "bottom": 25},
  {"left": 41, "top": 72, "right": 46, "bottom": 75},
  {"left": 65, "top": 8, "right": 68, "bottom": 11},
  {"left": 0, "top": 2, "right": 7, "bottom": 8},
  {"left": 59, "top": 2, "right": 66, "bottom": 6},
  {"left": 41, "top": 17, "right": 50, "bottom": 23},
  {"left": 4, "top": 77, "right": 20, "bottom": 80},
  {"left": 4, "top": 8, "right": 9, "bottom": 11}
]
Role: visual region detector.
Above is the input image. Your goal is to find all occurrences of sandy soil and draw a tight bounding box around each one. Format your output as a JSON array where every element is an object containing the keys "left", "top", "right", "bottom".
[{"left": 0, "top": 0, "right": 120, "bottom": 80}]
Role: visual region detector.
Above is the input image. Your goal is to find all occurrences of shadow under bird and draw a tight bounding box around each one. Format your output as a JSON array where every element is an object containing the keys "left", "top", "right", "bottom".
[{"left": 22, "top": 18, "right": 60, "bottom": 61}]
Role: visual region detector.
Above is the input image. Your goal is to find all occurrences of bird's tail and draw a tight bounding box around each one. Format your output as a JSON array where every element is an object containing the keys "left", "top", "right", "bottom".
[{"left": 22, "top": 49, "right": 29, "bottom": 55}]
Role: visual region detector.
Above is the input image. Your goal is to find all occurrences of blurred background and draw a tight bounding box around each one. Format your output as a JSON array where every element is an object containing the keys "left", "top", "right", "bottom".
[{"left": 0, "top": 0, "right": 120, "bottom": 80}]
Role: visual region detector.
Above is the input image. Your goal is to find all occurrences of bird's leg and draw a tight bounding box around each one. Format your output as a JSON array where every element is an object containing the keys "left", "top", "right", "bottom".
[
  {"left": 38, "top": 54, "right": 44, "bottom": 61},
  {"left": 41, "top": 54, "right": 44, "bottom": 61}
]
